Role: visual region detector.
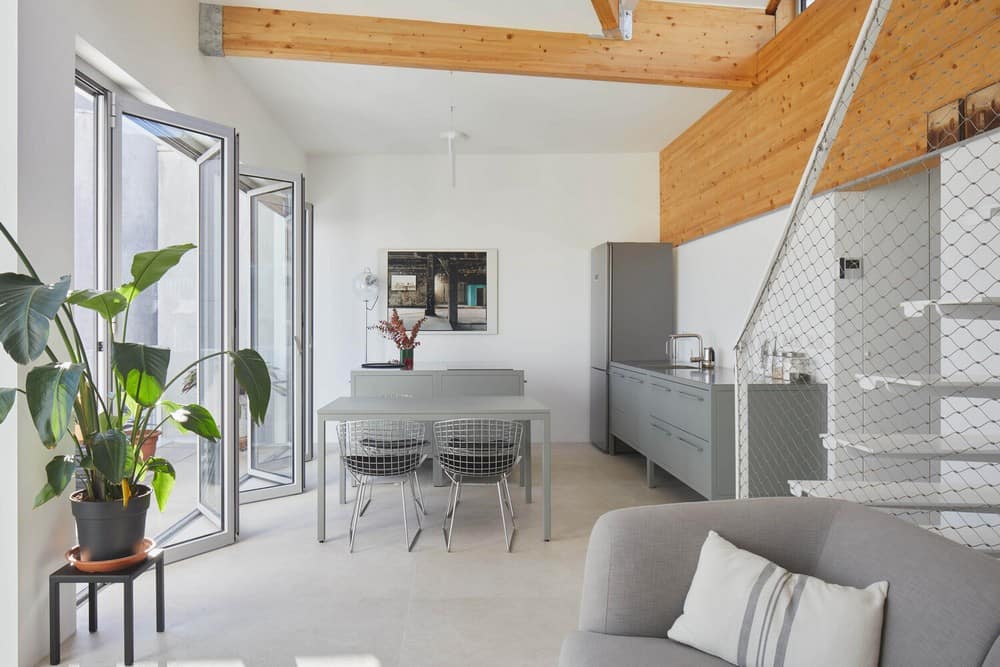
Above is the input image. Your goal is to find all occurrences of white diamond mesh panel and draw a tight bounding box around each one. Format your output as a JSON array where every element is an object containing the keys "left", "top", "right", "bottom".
[{"left": 735, "top": 0, "right": 1000, "bottom": 555}]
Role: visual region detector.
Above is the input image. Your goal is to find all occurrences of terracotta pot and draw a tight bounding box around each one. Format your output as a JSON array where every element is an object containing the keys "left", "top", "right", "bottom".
[
  {"left": 127, "top": 429, "right": 162, "bottom": 461},
  {"left": 71, "top": 485, "right": 151, "bottom": 562}
]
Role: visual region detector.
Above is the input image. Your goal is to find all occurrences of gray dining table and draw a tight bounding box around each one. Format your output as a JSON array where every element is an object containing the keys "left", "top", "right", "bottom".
[{"left": 316, "top": 395, "right": 553, "bottom": 542}]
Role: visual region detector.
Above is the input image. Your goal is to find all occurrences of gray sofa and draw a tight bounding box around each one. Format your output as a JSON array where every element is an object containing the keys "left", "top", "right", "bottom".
[{"left": 560, "top": 498, "right": 1000, "bottom": 667}]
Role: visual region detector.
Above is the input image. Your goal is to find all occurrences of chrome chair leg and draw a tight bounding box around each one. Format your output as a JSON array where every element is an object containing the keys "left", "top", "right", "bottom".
[
  {"left": 408, "top": 476, "right": 424, "bottom": 530},
  {"left": 412, "top": 471, "right": 427, "bottom": 515},
  {"left": 348, "top": 478, "right": 367, "bottom": 553},
  {"left": 496, "top": 481, "right": 515, "bottom": 552},
  {"left": 444, "top": 479, "right": 462, "bottom": 552},
  {"left": 358, "top": 479, "right": 374, "bottom": 517},
  {"left": 502, "top": 477, "right": 516, "bottom": 520},
  {"left": 401, "top": 481, "right": 421, "bottom": 552}
]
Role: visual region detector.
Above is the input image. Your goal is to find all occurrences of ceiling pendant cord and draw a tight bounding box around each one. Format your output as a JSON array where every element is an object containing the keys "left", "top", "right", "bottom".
[{"left": 440, "top": 72, "right": 468, "bottom": 188}]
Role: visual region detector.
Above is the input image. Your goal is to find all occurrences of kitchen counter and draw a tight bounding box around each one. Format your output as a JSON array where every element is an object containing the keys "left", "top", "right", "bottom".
[{"left": 611, "top": 361, "right": 736, "bottom": 388}]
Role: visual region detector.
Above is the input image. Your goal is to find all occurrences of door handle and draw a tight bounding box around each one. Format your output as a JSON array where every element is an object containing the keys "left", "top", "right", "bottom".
[
  {"left": 678, "top": 390, "right": 705, "bottom": 402},
  {"left": 677, "top": 435, "right": 704, "bottom": 453},
  {"left": 611, "top": 372, "right": 625, "bottom": 379},
  {"left": 650, "top": 383, "right": 672, "bottom": 392}
]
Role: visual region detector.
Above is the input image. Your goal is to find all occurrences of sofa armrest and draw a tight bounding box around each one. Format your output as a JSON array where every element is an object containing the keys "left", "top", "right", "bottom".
[{"left": 577, "top": 498, "right": 842, "bottom": 638}]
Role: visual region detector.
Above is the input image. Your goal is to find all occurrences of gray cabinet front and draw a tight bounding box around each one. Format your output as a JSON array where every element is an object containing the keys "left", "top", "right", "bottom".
[
  {"left": 609, "top": 367, "right": 645, "bottom": 449},
  {"left": 352, "top": 373, "right": 436, "bottom": 398},
  {"left": 439, "top": 371, "right": 523, "bottom": 397},
  {"left": 611, "top": 364, "right": 735, "bottom": 500}
]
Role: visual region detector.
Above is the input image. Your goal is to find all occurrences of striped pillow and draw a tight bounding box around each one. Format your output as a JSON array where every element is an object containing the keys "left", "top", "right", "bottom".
[{"left": 667, "top": 531, "right": 887, "bottom": 667}]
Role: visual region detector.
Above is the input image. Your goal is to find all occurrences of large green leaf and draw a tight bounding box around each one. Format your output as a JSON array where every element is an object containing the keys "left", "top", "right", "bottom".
[
  {"left": 45, "top": 454, "right": 76, "bottom": 497},
  {"left": 66, "top": 289, "right": 128, "bottom": 321},
  {"left": 0, "top": 273, "right": 70, "bottom": 364},
  {"left": 25, "top": 363, "right": 83, "bottom": 447},
  {"left": 144, "top": 457, "right": 176, "bottom": 511},
  {"left": 33, "top": 482, "right": 58, "bottom": 508},
  {"left": 229, "top": 349, "right": 271, "bottom": 426},
  {"left": 118, "top": 244, "right": 196, "bottom": 303},
  {"left": 0, "top": 387, "right": 16, "bottom": 423},
  {"left": 164, "top": 402, "right": 221, "bottom": 441},
  {"left": 90, "top": 429, "right": 130, "bottom": 484},
  {"left": 112, "top": 342, "right": 170, "bottom": 407}
]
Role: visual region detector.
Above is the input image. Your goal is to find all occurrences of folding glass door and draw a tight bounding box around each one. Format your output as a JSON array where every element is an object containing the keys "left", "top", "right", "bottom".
[
  {"left": 238, "top": 167, "right": 306, "bottom": 502},
  {"left": 113, "top": 98, "right": 238, "bottom": 560}
]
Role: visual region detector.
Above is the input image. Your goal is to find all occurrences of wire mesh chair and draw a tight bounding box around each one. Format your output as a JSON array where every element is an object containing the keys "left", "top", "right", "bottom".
[
  {"left": 338, "top": 419, "right": 428, "bottom": 552},
  {"left": 434, "top": 419, "right": 524, "bottom": 552}
]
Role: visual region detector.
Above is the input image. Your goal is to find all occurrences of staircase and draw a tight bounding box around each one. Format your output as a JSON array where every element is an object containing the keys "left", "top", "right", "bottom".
[{"left": 788, "top": 185, "right": 1000, "bottom": 556}]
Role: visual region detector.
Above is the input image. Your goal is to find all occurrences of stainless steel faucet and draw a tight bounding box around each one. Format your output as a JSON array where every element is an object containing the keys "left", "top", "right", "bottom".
[{"left": 666, "top": 333, "right": 704, "bottom": 367}]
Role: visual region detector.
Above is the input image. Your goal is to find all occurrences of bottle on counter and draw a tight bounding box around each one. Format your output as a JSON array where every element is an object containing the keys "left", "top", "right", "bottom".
[{"left": 771, "top": 350, "right": 786, "bottom": 382}]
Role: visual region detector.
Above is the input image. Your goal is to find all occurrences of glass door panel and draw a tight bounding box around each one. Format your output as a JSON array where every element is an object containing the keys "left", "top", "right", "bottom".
[
  {"left": 114, "top": 98, "right": 237, "bottom": 561},
  {"left": 239, "top": 168, "right": 305, "bottom": 502}
]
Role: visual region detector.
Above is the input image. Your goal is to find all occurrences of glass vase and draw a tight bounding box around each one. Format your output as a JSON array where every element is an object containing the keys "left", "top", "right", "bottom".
[{"left": 399, "top": 347, "right": 414, "bottom": 370}]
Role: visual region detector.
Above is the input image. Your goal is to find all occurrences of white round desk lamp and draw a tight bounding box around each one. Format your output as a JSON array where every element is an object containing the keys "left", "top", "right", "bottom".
[{"left": 353, "top": 268, "right": 379, "bottom": 363}]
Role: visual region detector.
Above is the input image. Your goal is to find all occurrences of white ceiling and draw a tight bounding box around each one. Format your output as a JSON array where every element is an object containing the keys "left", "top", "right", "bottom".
[{"left": 226, "top": 0, "right": 767, "bottom": 155}]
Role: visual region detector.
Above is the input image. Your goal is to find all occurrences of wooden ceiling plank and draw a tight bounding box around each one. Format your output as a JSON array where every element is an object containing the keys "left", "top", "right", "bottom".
[{"left": 218, "top": 2, "right": 775, "bottom": 89}]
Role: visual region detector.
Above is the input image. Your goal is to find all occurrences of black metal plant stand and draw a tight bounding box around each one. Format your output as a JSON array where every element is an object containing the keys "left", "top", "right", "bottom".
[{"left": 49, "top": 549, "right": 165, "bottom": 666}]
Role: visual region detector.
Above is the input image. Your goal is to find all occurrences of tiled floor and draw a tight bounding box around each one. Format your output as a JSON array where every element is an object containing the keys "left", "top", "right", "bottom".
[{"left": 49, "top": 443, "right": 700, "bottom": 667}]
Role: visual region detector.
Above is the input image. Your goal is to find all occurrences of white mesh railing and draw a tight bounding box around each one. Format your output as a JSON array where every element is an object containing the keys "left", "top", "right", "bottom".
[{"left": 735, "top": 0, "right": 1000, "bottom": 555}]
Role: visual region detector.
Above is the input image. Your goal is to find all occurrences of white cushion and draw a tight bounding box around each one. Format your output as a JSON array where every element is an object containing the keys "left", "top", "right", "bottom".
[{"left": 667, "top": 530, "right": 888, "bottom": 667}]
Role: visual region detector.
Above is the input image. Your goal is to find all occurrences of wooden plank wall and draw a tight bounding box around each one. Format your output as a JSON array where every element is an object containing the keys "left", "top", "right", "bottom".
[{"left": 659, "top": 0, "right": 1000, "bottom": 244}]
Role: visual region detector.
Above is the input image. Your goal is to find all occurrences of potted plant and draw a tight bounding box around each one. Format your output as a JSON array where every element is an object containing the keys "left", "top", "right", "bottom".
[
  {"left": 370, "top": 308, "right": 426, "bottom": 370},
  {"left": 0, "top": 223, "right": 270, "bottom": 562}
]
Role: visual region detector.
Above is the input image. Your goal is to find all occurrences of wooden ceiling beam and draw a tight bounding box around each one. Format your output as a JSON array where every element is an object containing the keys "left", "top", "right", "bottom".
[
  {"left": 591, "top": 0, "right": 620, "bottom": 34},
  {"left": 208, "top": 2, "right": 775, "bottom": 90}
]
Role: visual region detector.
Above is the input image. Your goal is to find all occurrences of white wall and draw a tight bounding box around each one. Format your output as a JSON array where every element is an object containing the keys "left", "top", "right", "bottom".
[
  {"left": 309, "top": 153, "right": 660, "bottom": 443},
  {"left": 674, "top": 207, "right": 788, "bottom": 366},
  {"left": 9, "top": 1, "right": 304, "bottom": 664},
  {"left": 0, "top": 1, "right": 19, "bottom": 663}
]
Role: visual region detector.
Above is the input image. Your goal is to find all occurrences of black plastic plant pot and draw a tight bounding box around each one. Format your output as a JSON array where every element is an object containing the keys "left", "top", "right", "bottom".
[{"left": 70, "top": 485, "right": 151, "bottom": 561}]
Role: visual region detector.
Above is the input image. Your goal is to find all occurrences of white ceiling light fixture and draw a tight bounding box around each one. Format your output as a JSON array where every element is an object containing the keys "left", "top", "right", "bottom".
[{"left": 440, "top": 73, "right": 469, "bottom": 187}]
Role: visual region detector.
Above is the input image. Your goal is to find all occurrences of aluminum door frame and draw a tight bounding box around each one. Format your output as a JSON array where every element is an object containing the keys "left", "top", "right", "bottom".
[
  {"left": 112, "top": 96, "right": 239, "bottom": 563},
  {"left": 239, "top": 165, "right": 306, "bottom": 503},
  {"left": 303, "top": 202, "right": 315, "bottom": 462}
]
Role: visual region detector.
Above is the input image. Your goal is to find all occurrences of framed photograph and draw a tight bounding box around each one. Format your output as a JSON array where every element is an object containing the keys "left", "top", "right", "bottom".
[
  {"left": 379, "top": 249, "right": 498, "bottom": 334},
  {"left": 964, "top": 81, "right": 1000, "bottom": 139},
  {"left": 390, "top": 274, "right": 417, "bottom": 292},
  {"left": 926, "top": 99, "right": 963, "bottom": 152}
]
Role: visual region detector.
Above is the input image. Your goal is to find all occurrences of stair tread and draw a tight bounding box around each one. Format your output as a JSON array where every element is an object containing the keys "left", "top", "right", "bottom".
[
  {"left": 901, "top": 297, "right": 1000, "bottom": 320},
  {"left": 788, "top": 479, "right": 1000, "bottom": 512},
  {"left": 855, "top": 373, "right": 1000, "bottom": 398},
  {"left": 929, "top": 525, "right": 1000, "bottom": 555},
  {"left": 823, "top": 431, "right": 1000, "bottom": 461}
]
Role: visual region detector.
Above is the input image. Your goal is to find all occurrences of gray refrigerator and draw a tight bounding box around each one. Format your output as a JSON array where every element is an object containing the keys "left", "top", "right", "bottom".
[{"left": 590, "top": 242, "right": 674, "bottom": 453}]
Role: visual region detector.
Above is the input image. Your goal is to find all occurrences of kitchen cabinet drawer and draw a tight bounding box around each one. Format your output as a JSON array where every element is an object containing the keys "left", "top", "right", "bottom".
[
  {"left": 663, "top": 384, "right": 710, "bottom": 440},
  {"left": 672, "top": 430, "right": 712, "bottom": 498},
  {"left": 610, "top": 368, "right": 645, "bottom": 448},
  {"left": 352, "top": 373, "right": 435, "bottom": 398},
  {"left": 439, "top": 371, "right": 523, "bottom": 397},
  {"left": 645, "top": 417, "right": 680, "bottom": 476}
]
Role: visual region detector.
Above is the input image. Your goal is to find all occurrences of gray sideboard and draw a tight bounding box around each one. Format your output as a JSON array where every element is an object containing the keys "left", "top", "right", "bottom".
[{"left": 349, "top": 366, "right": 530, "bottom": 492}]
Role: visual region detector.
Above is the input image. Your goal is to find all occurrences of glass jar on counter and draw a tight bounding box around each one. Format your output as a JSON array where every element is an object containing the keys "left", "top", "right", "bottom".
[{"left": 789, "top": 353, "right": 812, "bottom": 384}]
